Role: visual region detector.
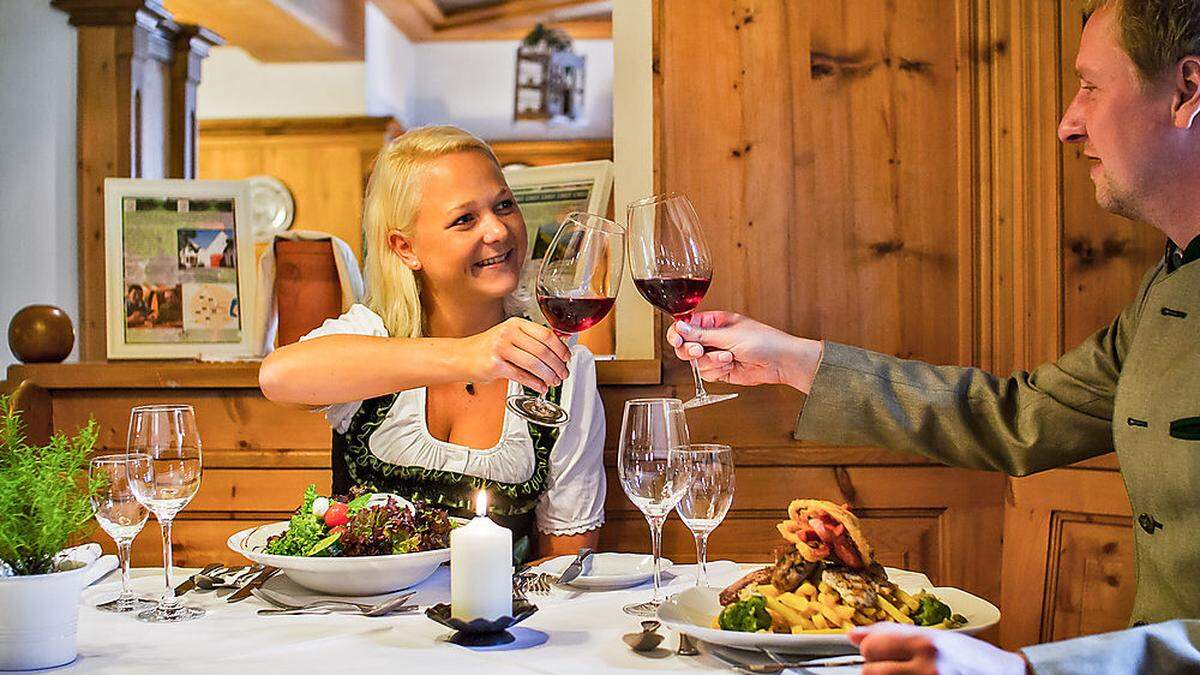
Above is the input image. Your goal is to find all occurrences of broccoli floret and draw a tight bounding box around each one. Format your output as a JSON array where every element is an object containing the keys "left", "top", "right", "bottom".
[
  {"left": 913, "top": 595, "right": 952, "bottom": 626},
  {"left": 718, "top": 595, "right": 773, "bottom": 632}
]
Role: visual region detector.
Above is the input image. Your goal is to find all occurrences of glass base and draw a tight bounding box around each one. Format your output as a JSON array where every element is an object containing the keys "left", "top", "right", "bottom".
[
  {"left": 95, "top": 595, "right": 156, "bottom": 613},
  {"left": 682, "top": 392, "right": 739, "bottom": 410},
  {"left": 506, "top": 394, "right": 570, "bottom": 427},
  {"left": 622, "top": 599, "right": 662, "bottom": 617},
  {"left": 137, "top": 603, "right": 205, "bottom": 623}
]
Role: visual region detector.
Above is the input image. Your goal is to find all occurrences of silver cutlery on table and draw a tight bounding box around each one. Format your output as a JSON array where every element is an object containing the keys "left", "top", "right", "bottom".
[
  {"left": 173, "top": 563, "right": 223, "bottom": 596},
  {"left": 227, "top": 566, "right": 281, "bottom": 603},
  {"left": 252, "top": 588, "right": 418, "bottom": 617},
  {"left": 513, "top": 571, "right": 555, "bottom": 597},
  {"left": 195, "top": 565, "right": 262, "bottom": 591},
  {"left": 708, "top": 648, "right": 865, "bottom": 673},
  {"left": 556, "top": 547, "right": 594, "bottom": 586},
  {"left": 676, "top": 633, "right": 700, "bottom": 656}
]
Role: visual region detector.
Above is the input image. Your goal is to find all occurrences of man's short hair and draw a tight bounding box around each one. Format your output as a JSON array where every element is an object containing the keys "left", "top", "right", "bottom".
[{"left": 1085, "top": 0, "right": 1200, "bottom": 81}]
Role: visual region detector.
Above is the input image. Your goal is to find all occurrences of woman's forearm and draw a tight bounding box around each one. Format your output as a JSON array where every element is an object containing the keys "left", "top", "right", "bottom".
[{"left": 258, "top": 334, "right": 467, "bottom": 406}]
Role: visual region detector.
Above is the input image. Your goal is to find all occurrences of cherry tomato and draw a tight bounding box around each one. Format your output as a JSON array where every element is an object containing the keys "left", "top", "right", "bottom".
[{"left": 323, "top": 501, "right": 349, "bottom": 527}]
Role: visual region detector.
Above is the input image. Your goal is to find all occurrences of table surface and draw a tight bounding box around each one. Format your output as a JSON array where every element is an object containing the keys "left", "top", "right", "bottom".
[{"left": 63, "top": 562, "right": 866, "bottom": 675}]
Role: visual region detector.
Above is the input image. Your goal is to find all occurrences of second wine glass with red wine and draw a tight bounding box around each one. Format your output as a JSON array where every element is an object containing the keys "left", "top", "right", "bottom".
[
  {"left": 506, "top": 212, "right": 624, "bottom": 427},
  {"left": 627, "top": 192, "right": 737, "bottom": 409}
]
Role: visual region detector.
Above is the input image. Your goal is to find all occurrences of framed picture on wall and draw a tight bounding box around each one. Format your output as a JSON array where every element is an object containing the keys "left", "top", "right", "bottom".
[
  {"left": 103, "top": 178, "right": 257, "bottom": 360},
  {"left": 503, "top": 159, "right": 616, "bottom": 355}
]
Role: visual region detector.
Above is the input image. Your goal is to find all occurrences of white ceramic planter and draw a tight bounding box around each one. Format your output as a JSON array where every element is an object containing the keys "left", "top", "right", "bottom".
[{"left": 0, "top": 560, "right": 92, "bottom": 671}]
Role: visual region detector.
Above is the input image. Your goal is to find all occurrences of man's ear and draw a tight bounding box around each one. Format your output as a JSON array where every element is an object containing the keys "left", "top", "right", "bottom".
[
  {"left": 388, "top": 231, "right": 421, "bottom": 270},
  {"left": 1173, "top": 56, "right": 1200, "bottom": 130}
]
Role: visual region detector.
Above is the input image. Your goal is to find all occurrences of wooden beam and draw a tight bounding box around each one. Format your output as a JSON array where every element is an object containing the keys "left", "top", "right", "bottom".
[
  {"left": 373, "top": 0, "right": 611, "bottom": 41},
  {"left": 164, "top": 0, "right": 364, "bottom": 62}
]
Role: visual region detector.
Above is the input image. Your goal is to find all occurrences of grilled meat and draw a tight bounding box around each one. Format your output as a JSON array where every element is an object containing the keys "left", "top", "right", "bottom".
[{"left": 719, "top": 566, "right": 773, "bottom": 606}]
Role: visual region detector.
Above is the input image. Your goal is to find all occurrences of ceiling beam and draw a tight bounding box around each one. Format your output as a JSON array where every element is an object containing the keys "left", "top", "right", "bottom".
[
  {"left": 372, "top": 0, "right": 611, "bottom": 42},
  {"left": 164, "top": 0, "right": 365, "bottom": 62}
]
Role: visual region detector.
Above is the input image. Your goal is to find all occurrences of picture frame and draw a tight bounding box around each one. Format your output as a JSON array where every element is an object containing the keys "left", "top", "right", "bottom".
[
  {"left": 104, "top": 178, "right": 257, "bottom": 360},
  {"left": 503, "top": 159, "right": 616, "bottom": 356}
]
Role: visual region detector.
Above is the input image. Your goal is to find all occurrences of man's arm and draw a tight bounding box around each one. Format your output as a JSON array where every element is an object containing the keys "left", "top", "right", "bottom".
[
  {"left": 1021, "top": 620, "right": 1200, "bottom": 674},
  {"left": 667, "top": 265, "right": 1160, "bottom": 476}
]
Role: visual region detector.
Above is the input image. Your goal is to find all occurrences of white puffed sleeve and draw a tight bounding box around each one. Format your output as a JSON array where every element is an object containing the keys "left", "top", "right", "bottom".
[
  {"left": 298, "top": 304, "right": 389, "bottom": 433},
  {"left": 535, "top": 345, "right": 607, "bottom": 536}
]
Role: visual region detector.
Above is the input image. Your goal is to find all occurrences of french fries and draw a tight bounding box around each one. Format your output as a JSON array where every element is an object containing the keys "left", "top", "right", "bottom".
[{"left": 721, "top": 577, "right": 940, "bottom": 634}]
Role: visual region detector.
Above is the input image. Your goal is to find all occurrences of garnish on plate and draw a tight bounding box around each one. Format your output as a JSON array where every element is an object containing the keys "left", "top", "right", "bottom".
[{"left": 264, "top": 485, "right": 455, "bottom": 558}]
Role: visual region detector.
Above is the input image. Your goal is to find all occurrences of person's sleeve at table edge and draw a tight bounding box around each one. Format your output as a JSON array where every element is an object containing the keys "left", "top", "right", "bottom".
[{"left": 1019, "top": 620, "right": 1200, "bottom": 674}]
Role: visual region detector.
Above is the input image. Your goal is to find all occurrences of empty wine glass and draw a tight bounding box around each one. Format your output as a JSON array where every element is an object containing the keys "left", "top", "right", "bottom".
[
  {"left": 507, "top": 212, "right": 624, "bottom": 427},
  {"left": 126, "top": 404, "right": 204, "bottom": 623},
  {"left": 675, "top": 444, "right": 735, "bottom": 587},
  {"left": 618, "top": 398, "right": 690, "bottom": 616},
  {"left": 89, "top": 453, "right": 155, "bottom": 612}
]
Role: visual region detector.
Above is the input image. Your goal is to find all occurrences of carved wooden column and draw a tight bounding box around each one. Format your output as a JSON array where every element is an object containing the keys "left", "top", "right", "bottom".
[
  {"left": 50, "top": 0, "right": 220, "bottom": 360},
  {"left": 170, "top": 25, "right": 223, "bottom": 179}
]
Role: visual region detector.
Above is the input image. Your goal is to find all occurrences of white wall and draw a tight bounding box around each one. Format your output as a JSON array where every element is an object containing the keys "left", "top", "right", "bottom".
[
  {"left": 198, "top": 46, "right": 367, "bottom": 119},
  {"left": 199, "top": 8, "right": 613, "bottom": 141},
  {"left": 407, "top": 39, "right": 613, "bottom": 141},
  {"left": 364, "top": 1, "right": 416, "bottom": 125},
  {"left": 0, "top": 0, "right": 78, "bottom": 372}
]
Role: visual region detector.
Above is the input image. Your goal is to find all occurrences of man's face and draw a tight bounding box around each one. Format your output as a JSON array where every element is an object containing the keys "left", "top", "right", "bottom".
[{"left": 1058, "top": 5, "right": 1181, "bottom": 222}]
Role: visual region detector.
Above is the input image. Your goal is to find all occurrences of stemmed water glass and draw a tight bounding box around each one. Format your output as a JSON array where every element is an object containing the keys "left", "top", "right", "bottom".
[
  {"left": 507, "top": 212, "right": 624, "bottom": 427},
  {"left": 675, "top": 444, "right": 735, "bottom": 587},
  {"left": 617, "top": 398, "right": 690, "bottom": 616},
  {"left": 627, "top": 192, "right": 737, "bottom": 409},
  {"left": 126, "top": 404, "right": 204, "bottom": 623},
  {"left": 89, "top": 453, "right": 155, "bottom": 613}
]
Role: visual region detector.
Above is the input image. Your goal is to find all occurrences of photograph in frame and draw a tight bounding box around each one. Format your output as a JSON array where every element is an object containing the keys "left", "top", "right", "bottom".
[
  {"left": 104, "top": 179, "right": 257, "bottom": 360},
  {"left": 503, "top": 159, "right": 616, "bottom": 357}
]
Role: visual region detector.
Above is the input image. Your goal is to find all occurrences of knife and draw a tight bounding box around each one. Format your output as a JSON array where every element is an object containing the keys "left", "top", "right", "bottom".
[
  {"left": 556, "top": 547, "right": 594, "bottom": 586},
  {"left": 226, "top": 566, "right": 280, "bottom": 603},
  {"left": 173, "top": 563, "right": 223, "bottom": 596}
]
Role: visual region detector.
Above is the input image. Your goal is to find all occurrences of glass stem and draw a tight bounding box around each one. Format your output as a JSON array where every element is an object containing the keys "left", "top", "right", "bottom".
[
  {"left": 677, "top": 312, "right": 710, "bottom": 399},
  {"left": 648, "top": 514, "right": 666, "bottom": 603},
  {"left": 159, "top": 518, "right": 178, "bottom": 609},
  {"left": 117, "top": 538, "right": 133, "bottom": 599},
  {"left": 689, "top": 359, "right": 710, "bottom": 399},
  {"left": 694, "top": 530, "right": 710, "bottom": 587}
]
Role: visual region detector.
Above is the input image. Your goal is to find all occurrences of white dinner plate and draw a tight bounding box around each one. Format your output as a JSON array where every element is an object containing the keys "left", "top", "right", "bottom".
[
  {"left": 537, "top": 553, "right": 675, "bottom": 590},
  {"left": 657, "top": 578, "right": 1000, "bottom": 655},
  {"left": 227, "top": 520, "right": 461, "bottom": 596}
]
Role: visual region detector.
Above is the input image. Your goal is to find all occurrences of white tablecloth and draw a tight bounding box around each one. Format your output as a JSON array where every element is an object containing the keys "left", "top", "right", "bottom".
[{"left": 61, "top": 562, "right": 869, "bottom": 674}]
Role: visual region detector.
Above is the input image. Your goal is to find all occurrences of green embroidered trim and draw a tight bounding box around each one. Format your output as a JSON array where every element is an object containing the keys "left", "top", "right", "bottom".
[{"left": 337, "top": 385, "right": 561, "bottom": 517}]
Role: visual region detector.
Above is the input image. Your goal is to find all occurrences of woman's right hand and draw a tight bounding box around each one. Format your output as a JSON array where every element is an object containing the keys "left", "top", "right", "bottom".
[{"left": 459, "top": 317, "right": 571, "bottom": 393}]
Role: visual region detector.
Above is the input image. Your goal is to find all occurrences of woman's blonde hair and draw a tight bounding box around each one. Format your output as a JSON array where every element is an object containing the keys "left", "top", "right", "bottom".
[{"left": 360, "top": 125, "right": 503, "bottom": 338}]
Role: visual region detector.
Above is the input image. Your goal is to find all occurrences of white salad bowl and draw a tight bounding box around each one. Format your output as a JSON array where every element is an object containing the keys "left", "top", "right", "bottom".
[{"left": 227, "top": 521, "right": 453, "bottom": 596}]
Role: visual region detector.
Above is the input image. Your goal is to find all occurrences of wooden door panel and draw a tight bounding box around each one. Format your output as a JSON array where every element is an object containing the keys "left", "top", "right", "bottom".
[{"left": 1045, "top": 514, "right": 1136, "bottom": 642}]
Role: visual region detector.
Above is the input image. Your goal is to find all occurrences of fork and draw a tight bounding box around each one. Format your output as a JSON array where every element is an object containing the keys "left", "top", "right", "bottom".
[
  {"left": 708, "top": 648, "right": 865, "bottom": 673},
  {"left": 253, "top": 588, "right": 417, "bottom": 617}
]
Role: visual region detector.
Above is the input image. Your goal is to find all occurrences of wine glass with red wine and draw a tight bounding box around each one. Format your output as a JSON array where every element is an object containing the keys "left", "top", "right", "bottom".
[
  {"left": 506, "top": 212, "right": 624, "bottom": 427},
  {"left": 627, "top": 192, "right": 738, "bottom": 409}
]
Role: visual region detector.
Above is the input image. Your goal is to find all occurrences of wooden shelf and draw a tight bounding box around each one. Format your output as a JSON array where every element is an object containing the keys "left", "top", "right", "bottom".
[{"left": 6, "top": 361, "right": 263, "bottom": 390}]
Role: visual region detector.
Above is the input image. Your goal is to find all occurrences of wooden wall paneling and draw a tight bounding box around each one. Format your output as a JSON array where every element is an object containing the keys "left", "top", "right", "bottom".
[
  {"left": 198, "top": 116, "right": 395, "bottom": 262},
  {"left": 998, "top": 469, "right": 1134, "bottom": 649}
]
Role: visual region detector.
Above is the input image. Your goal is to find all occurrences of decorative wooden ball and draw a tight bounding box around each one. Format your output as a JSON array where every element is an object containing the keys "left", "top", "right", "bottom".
[{"left": 8, "top": 305, "right": 74, "bottom": 363}]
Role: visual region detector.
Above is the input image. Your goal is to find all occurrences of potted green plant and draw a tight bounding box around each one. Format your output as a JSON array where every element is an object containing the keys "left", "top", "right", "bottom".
[{"left": 0, "top": 394, "right": 101, "bottom": 671}]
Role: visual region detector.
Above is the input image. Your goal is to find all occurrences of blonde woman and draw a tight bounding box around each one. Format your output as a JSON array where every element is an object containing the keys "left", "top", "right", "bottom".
[{"left": 259, "top": 126, "right": 605, "bottom": 560}]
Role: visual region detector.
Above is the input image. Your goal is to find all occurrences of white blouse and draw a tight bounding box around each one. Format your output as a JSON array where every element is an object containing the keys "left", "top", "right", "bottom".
[{"left": 301, "top": 304, "right": 606, "bottom": 536}]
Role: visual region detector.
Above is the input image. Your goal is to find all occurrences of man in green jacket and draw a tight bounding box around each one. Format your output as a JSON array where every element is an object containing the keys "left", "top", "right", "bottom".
[{"left": 667, "top": 1, "right": 1200, "bottom": 673}]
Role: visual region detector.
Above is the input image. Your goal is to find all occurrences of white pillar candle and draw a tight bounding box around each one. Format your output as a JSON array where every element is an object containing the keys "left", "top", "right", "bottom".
[{"left": 450, "top": 491, "right": 513, "bottom": 621}]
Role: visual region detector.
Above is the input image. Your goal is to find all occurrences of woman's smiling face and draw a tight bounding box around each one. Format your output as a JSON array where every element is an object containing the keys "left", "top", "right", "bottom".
[{"left": 398, "top": 150, "right": 527, "bottom": 303}]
